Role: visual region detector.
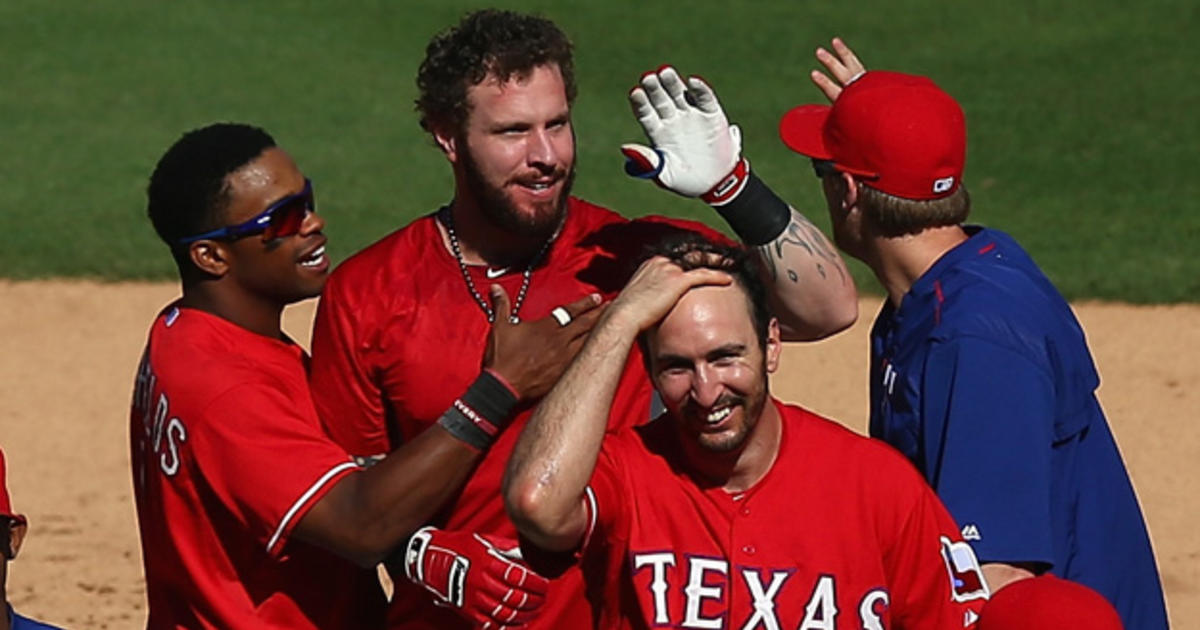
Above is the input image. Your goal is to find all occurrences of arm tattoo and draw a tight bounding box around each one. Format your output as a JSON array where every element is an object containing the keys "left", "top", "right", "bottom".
[{"left": 756, "top": 210, "right": 847, "bottom": 285}]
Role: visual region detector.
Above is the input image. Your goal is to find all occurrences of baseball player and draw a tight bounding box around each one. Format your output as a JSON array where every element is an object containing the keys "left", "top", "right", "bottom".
[
  {"left": 778, "top": 40, "right": 1167, "bottom": 628},
  {"left": 1, "top": 447, "right": 63, "bottom": 630},
  {"left": 131, "top": 123, "right": 556, "bottom": 628},
  {"left": 504, "top": 236, "right": 989, "bottom": 629},
  {"left": 308, "top": 9, "right": 857, "bottom": 628}
]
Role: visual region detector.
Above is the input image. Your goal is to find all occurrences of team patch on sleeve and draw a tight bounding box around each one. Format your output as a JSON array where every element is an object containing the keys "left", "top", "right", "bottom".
[{"left": 939, "top": 536, "right": 989, "bottom": 602}]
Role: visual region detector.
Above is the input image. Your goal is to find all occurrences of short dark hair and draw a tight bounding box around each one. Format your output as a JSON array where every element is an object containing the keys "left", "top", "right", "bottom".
[
  {"left": 638, "top": 233, "right": 773, "bottom": 350},
  {"left": 146, "top": 123, "right": 276, "bottom": 270},
  {"left": 415, "top": 9, "right": 576, "bottom": 136}
]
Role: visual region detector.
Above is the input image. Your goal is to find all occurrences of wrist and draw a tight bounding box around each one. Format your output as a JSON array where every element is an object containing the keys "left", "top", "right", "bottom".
[
  {"left": 598, "top": 305, "right": 646, "bottom": 342},
  {"left": 437, "top": 372, "right": 520, "bottom": 450},
  {"left": 711, "top": 164, "right": 791, "bottom": 246},
  {"left": 700, "top": 157, "right": 751, "bottom": 205}
]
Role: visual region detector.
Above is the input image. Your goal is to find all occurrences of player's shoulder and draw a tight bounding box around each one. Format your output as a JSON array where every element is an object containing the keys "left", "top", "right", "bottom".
[
  {"left": 778, "top": 402, "right": 927, "bottom": 485},
  {"left": 931, "top": 228, "right": 1077, "bottom": 339},
  {"left": 147, "top": 308, "right": 302, "bottom": 408},
  {"left": 326, "top": 211, "right": 440, "bottom": 295}
]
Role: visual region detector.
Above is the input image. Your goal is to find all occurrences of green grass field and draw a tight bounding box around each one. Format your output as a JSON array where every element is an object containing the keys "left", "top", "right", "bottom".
[{"left": 1, "top": 1, "right": 1196, "bottom": 301}]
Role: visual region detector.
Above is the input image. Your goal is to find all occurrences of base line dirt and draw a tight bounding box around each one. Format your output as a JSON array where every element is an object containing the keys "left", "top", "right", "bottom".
[{"left": 0, "top": 280, "right": 1194, "bottom": 628}]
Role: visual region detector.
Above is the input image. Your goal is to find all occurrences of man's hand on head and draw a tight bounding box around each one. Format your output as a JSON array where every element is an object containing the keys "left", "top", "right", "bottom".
[{"left": 604, "top": 256, "right": 732, "bottom": 335}]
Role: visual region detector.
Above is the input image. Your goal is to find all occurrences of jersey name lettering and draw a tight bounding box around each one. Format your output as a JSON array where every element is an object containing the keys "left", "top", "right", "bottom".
[
  {"left": 133, "top": 352, "right": 189, "bottom": 480},
  {"left": 631, "top": 552, "right": 891, "bottom": 628}
]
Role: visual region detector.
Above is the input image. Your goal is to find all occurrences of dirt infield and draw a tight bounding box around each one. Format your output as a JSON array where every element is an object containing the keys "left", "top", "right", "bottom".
[{"left": 1, "top": 280, "right": 1195, "bottom": 628}]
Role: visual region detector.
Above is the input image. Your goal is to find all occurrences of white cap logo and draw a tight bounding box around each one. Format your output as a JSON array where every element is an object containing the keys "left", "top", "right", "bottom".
[{"left": 933, "top": 176, "right": 955, "bottom": 194}]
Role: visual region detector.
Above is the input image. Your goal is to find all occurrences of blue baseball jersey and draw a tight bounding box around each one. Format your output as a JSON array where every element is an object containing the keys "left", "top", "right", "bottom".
[{"left": 868, "top": 226, "right": 1167, "bottom": 630}]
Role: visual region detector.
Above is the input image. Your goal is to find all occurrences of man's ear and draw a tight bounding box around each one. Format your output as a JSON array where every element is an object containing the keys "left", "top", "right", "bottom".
[
  {"left": 7, "top": 519, "right": 27, "bottom": 559},
  {"left": 432, "top": 123, "right": 459, "bottom": 164},
  {"left": 840, "top": 172, "right": 859, "bottom": 210},
  {"left": 764, "top": 318, "right": 783, "bottom": 374},
  {"left": 188, "top": 240, "right": 232, "bottom": 278}
]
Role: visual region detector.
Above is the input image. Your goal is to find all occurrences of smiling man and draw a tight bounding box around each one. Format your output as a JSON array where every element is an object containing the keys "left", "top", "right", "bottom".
[
  {"left": 505, "top": 235, "right": 988, "bottom": 629},
  {"left": 309, "top": 10, "right": 857, "bottom": 627},
  {"left": 131, "top": 123, "right": 552, "bottom": 628}
]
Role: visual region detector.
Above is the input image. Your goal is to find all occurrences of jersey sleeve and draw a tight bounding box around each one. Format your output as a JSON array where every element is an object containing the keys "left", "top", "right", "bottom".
[
  {"left": 309, "top": 272, "right": 391, "bottom": 460},
  {"left": 884, "top": 475, "right": 989, "bottom": 630},
  {"left": 191, "top": 383, "right": 359, "bottom": 558},
  {"left": 580, "top": 437, "right": 630, "bottom": 557},
  {"left": 921, "top": 335, "right": 1056, "bottom": 567}
]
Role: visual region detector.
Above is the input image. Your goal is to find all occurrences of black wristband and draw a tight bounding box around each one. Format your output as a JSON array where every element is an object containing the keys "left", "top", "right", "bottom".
[
  {"left": 436, "top": 371, "right": 519, "bottom": 450},
  {"left": 713, "top": 171, "right": 792, "bottom": 246}
]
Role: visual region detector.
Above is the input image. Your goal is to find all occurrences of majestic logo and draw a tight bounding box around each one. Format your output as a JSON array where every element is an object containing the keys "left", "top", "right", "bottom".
[
  {"left": 961, "top": 524, "right": 981, "bottom": 541},
  {"left": 933, "top": 176, "right": 955, "bottom": 194},
  {"left": 939, "top": 537, "right": 989, "bottom": 602}
]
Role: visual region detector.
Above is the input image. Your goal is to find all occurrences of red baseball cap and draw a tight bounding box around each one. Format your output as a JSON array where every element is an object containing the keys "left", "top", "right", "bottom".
[
  {"left": 977, "top": 575, "right": 1124, "bottom": 630},
  {"left": 1, "top": 446, "right": 27, "bottom": 525},
  {"left": 779, "top": 70, "right": 966, "bottom": 200}
]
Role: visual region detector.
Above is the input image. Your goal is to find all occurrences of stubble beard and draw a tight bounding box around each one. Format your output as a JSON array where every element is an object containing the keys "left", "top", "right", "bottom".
[{"left": 460, "top": 144, "right": 574, "bottom": 242}]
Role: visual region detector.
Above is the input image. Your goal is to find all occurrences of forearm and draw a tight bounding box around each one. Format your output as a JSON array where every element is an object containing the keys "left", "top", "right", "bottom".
[
  {"left": 504, "top": 311, "right": 639, "bottom": 550},
  {"left": 297, "top": 425, "right": 477, "bottom": 566},
  {"left": 752, "top": 207, "right": 857, "bottom": 340},
  {"left": 299, "top": 373, "right": 517, "bottom": 566},
  {"left": 709, "top": 168, "right": 856, "bottom": 341},
  {"left": 982, "top": 562, "right": 1037, "bottom": 594}
]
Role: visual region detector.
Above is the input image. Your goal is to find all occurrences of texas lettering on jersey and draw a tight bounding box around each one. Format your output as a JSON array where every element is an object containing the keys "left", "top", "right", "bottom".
[
  {"left": 630, "top": 552, "right": 890, "bottom": 630},
  {"left": 626, "top": 547, "right": 985, "bottom": 629},
  {"left": 586, "top": 403, "right": 988, "bottom": 630}
]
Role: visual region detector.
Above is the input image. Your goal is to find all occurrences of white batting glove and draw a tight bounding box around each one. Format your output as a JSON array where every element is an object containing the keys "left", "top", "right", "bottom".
[{"left": 621, "top": 66, "right": 749, "bottom": 205}]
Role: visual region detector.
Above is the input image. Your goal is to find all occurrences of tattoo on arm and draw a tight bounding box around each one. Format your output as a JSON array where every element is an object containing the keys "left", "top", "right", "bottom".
[{"left": 756, "top": 210, "right": 847, "bottom": 285}]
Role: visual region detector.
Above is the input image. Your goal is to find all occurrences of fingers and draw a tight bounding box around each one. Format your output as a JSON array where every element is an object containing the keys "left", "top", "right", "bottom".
[
  {"left": 640, "top": 71, "right": 676, "bottom": 120},
  {"left": 639, "top": 67, "right": 719, "bottom": 117},
  {"left": 813, "top": 37, "right": 868, "bottom": 103},
  {"left": 657, "top": 66, "right": 689, "bottom": 110},
  {"left": 559, "top": 292, "right": 603, "bottom": 320},
  {"left": 679, "top": 267, "right": 734, "bottom": 290},
  {"left": 810, "top": 68, "right": 844, "bottom": 103},
  {"left": 627, "top": 87, "right": 659, "bottom": 131},
  {"left": 490, "top": 285, "right": 512, "bottom": 323},
  {"left": 621, "top": 144, "right": 663, "bottom": 178},
  {"left": 685, "top": 76, "right": 720, "bottom": 114},
  {"left": 831, "top": 37, "right": 866, "bottom": 79}
]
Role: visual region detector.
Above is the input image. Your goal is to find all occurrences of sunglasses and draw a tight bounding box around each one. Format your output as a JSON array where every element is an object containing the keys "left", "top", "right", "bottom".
[
  {"left": 811, "top": 159, "right": 838, "bottom": 179},
  {"left": 177, "top": 179, "right": 315, "bottom": 245}
]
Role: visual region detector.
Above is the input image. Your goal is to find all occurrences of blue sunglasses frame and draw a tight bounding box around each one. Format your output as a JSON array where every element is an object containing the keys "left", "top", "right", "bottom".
[{"left": 177, "top": 179, "right": 314, "bottom": 245}]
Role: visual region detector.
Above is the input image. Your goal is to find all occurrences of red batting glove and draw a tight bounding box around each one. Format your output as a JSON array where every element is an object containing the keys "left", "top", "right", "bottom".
[{"left": 403, "top": 526, "right": 550, "bottom": 628}]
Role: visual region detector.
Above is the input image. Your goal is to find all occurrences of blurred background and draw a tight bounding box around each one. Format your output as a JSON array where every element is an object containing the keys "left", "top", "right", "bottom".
[{"left": 1, "top": 0, "right": 1196, "bottom": 300}]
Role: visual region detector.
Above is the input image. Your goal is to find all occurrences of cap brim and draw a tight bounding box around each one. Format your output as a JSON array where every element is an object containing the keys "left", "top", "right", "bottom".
[{"left": 779, "top": 104, "right": 832, "bottom": 158}]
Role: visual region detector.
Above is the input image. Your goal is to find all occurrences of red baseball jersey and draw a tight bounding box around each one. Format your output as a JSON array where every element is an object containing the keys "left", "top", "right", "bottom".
[
  {"left": 580, "top": 400, "right": 989, "bottom": 630},
  {"left": 130, "top": 306, "right": 386, "bottom": 629},
  {"left": 309, "top": 197, "right": 727, "bottom": 628}
]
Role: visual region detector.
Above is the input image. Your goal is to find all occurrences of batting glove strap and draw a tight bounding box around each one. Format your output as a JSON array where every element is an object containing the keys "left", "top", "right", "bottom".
[
  {"left": 713, "top": 168, "right": 792, "bottom": 246},
  {"left": 701, "top": 157, "right": 750, "bottom": 206},
  {"left": 437, "top": 371, "right": 519, "bottom": 450},
  {"left": 404, "top": 526, "right": 470, "bottom": 607}
]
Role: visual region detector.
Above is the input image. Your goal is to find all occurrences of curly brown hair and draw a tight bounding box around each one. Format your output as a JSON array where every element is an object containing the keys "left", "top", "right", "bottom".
[{"left": 415, "top": 9, "right": 577, "bottom": 137}]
